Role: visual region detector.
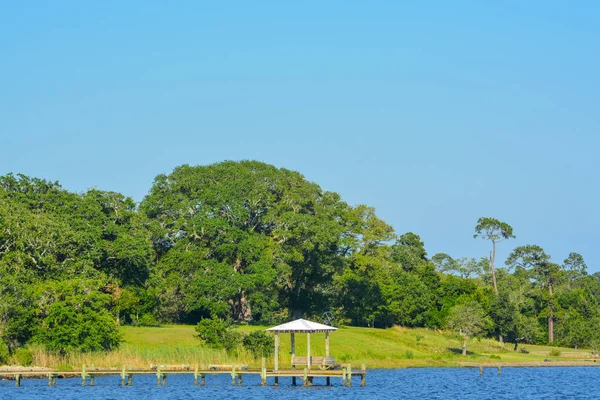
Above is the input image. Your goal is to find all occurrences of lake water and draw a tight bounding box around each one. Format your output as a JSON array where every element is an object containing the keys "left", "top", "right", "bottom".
[{"left": 1, "top": 367, "right": 598, "bottom": 399}]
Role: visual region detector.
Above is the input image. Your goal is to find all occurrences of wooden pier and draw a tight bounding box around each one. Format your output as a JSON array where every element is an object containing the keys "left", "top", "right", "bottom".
[{"left": 0, "top": 361, "right": 367, "bottom": 388}]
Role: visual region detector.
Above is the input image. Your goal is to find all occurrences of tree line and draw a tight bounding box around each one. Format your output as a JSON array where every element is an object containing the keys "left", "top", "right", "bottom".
[{"left": 0, "top": 160, "right": 597, "bottom": 358}]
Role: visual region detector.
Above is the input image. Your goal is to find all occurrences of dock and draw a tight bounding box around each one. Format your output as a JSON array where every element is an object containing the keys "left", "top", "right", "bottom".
[{"left": 0, "top": 361, "right": 367, "bottom": 388}]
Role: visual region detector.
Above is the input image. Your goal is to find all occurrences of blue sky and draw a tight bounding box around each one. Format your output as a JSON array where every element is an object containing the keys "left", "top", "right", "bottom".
[{"left": 1, "top": 1, "right": 598, "bottom": 271}]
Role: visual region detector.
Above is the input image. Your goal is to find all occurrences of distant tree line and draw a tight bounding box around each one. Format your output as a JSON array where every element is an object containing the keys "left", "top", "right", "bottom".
[{"left": 0, "top": 161, "right": 598, "bottom": 359}]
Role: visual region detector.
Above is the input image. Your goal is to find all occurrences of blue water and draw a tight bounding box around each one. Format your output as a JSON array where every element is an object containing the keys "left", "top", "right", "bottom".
[{"left": 1, "top": 367, "right": 598, "bottom": 399}]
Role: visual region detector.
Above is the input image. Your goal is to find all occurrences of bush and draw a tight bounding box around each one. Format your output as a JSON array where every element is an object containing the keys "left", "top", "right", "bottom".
[
  {"left": 138, "top": 314, "right": 160, "bottom": 327},
  {"left": 195, "top": 317, "right": 242, "bottom": 352},
  {"left": 0, "top": 342, "right": 9, "bottom": 365},
  {"left": 490, "top": 354, "right": 501, "bottom": 360},
  {"left": 549, "top": 348, "right": 561, "bottom": 357},
  {"left": 242, "top": 331, "right": 274, "bottom": 359},
  {"left": 405, "top": 350, "right": 414, "bottom": 359},
  {"left": 13, "top": 348, "right": 33, "bottom": 366}
]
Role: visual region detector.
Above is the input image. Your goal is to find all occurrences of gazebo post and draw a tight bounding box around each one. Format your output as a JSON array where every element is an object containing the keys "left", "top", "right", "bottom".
[
  {"left": 291, "top": 333, "right": 295, "bottom": 360},
  {"left": 274, "top": 332, "right": 279, "bottom": 372},
  {"left": 307, "top": 332, "right": 311, "bottom": 370},
  {"left": 325, "top": 331, "right": 330, "bottom": 357}
]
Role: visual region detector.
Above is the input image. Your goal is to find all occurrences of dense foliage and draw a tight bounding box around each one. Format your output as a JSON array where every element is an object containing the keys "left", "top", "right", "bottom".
[{"left": 1, "top": 161, "right": 598, "bottom": 359}]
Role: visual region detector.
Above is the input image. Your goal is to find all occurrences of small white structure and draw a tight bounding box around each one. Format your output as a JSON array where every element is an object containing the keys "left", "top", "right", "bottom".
[{"left": 266, "top": 318, "right": 337, "bottom": 371}]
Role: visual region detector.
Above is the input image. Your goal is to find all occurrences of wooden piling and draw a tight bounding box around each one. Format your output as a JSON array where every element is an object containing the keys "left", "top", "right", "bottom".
[
  {"left": 326, "top": 377, "right": 331, "bottom": 386},
  {"left": 90, "top": 375, "right": 95, "bottom": 386},
  {"left": 292, "top": 377, "right": 297, "bottom": 386},
  {"left": 231, "top": 365, "right": 236, "bottom": 386},
  {"left": 15, "top": 374, "right": 21, "bottom": 387},
  {"left": 261, "top": 358, "right": 267, "bottom": 386},
  {"left": 498, "top": 366, "right": 501, "bottom": 376},
  {"left": 194, "top": 364, "right": 199, "bottom": 386},
  {"left": 238, "top": 373, "right": 242, "bottom": 386},
  {"left": 274, "top": 376, "right": 279, "bottom": 386},
  {"left": 303, "top": 368, "right": 308, "bottom": 387},
  {"left": 156, "top": 368, "right": 161, "bottom": 386},
  {"left": 121, "top": 366, "right": 127, "bottom": 387},
  {"left": 162, "top": 374, "right": 167, "bottom": 386},
  {"left": 361, "top": 364, "right": 367, "bottom": 387},
  {"left": 347, "top": 364, "right": 352, "bottom": 387},
  {"left": 128, "top": 374, "right": 132, "bottom": 386},
  {"left": 81, "top": 365, "right": 86, "bottom": 386},
  {"left": 342, "top": 367, "right": 347, "bottom": 387},
  {"left": 479, "top": 365, "right": 483, "bottom": 376}
]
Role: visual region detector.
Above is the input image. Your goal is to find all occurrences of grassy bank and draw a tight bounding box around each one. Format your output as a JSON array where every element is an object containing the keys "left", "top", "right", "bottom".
[{"left": 24, "top": 325, "right": 600, "bottom": 370}]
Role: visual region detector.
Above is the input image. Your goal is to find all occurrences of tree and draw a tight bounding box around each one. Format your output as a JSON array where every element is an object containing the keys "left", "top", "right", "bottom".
[
  {"left": 474, "top": 217, "right": 515, "bottom": 295},
  {"left": 445, "top": 302, "right": 491, "bottom": 355},
  {"left": 506, "top": 245, "right": 560, "bottom": 343}
]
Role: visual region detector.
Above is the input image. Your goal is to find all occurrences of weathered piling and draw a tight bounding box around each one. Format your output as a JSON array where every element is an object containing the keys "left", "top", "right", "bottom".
[
  {"left": 498, "top": 366, "right": 501, "bottom": 376},
  {"left": 479, "top": 365, "right": 483, "bottom": 376},
  {"left": 347, "top": 364, "right": 352, "bottom": 387},
  {"left": 361, "top": 364, "right": 367, "bottom": 387},
  {"left": 261, "top": 358, "right": 267, "bottom": 386},
  {"left": 15, "top": 374, "right": 22, "bottom": 387}
]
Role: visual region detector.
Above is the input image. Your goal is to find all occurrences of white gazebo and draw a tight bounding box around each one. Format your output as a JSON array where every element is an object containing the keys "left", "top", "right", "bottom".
[{"left": 266, "top": 318, "right": 337, "bottom": 371}]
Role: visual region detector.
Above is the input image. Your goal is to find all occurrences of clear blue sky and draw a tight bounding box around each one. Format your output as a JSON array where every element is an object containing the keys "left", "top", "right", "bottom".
[{"left": 1, "top": 1, "right": 598, "bottom": 271}]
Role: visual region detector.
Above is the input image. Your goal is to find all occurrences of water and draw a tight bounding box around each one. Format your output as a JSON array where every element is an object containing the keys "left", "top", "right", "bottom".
[{"left": 1, "top": 367, "right": 599, "bottom": 399}]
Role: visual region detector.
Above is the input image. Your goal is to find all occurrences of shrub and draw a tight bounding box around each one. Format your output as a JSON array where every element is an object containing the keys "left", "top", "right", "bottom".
[
  {"left": 549, "top": 348, "right": 561, "bottom": 357},
  {"left": 416, "top": 335, "right": 424, "bottom": 342},
  {"left": 519, "top": 347, "right": 529, "bottom": 354},
  {"left": 405, "top": 350, "right": 414, "bottom": 359},
  {"left": 13, "top": 348, "right": 33, "bottom": 366},
  {"left": 490, "top": 354, "right": 501, "bottom": 360},
  {"left": 195, "top": 317, "right": 242, "bottom": 352},
  {"left": 242, "top": 331, "right": 274, "bottom": 359},
  {"left": 0, "top": 342, "right": 9, "bottom": 365},
  {"left": 138, "top": 314, "right": 160, "bottom": 327}
]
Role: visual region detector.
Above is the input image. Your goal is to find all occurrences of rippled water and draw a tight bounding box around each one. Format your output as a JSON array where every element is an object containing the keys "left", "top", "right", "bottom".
[{"left": 1, "top": 367, "right": 599, "bottom": 399}]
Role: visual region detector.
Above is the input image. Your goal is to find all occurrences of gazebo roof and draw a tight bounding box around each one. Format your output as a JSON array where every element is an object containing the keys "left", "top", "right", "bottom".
[{"left": 266, "top": 318, "right": 337, "bottom": 333}]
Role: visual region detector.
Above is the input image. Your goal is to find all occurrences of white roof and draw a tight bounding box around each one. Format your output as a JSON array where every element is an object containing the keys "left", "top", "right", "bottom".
[{"left": 266, "top": 318, "right": 337, "bottom": 333}]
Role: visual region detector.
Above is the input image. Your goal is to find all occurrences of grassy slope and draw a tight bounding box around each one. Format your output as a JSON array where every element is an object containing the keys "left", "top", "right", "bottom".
[
  {"left": 27, "top": 324, "right": 596, "bottom": 369},
  {"left": 110, "top": 325, "right": 598, "bottom": 369}
]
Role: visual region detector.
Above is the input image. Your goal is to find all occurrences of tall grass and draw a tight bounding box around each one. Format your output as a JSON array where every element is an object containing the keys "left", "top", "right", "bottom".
[{"left": 23, "top": 324, "right": 594, "bottom": 369}]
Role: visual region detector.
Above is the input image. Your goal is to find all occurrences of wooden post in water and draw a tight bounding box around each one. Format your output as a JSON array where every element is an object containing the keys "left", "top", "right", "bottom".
[
  {"left": 347, "top": 364, "right": 352, "bottom": 387},
  {"left": 303, "top": 368, "right": 308, "bottom": 387},
  {"left": 342, "top": 367, "right": 347, "bottom": 387},
  {"left": 274, "top": 376, "right": 279, "bottom": 386},
  {"left": 15, "top": 374, "right": 21, "bottom": 387},
  {"left": 238, "top": 372, "right": 243, "bottom": 386},
  {"left": 128, "top": 374, "right": 132, "bottom": 386},
  {"left": 261, "top": 358, "right": 267, "bottom": 386},
  {"left": 81, "top": 364, "right": 86, "bottom": 386},
  {"left": 121, "top": 365, "right": 127, "bottom": 387},
  {"left": 194, "top": 364, "right": 199, "bottom": 386},
  {"left": 361, "top": 364, "right": 367, "bottom": 387},
  {"left": 90, "top": 364, "right": 95, "bottom": 386},
  {"left": 479, "top": 365, "right": 483, "bottom": 376},
  {"left": 231, "top": 365, "right": 236, "bottom": 386},
  {"left": 162, "top": 374, "right": 167, "bottom": 386},
  {"left": 326, "top": 377, "right": 331, "bottom": 386},
  {"left": 156, "top": 368, "right": 161, "bottom": 386},
  {"left": 498, "top": 366, "right": 501, "bottom": 376},
  {"left": 201, "top": 364, "right": 206, "bottom": 386}
]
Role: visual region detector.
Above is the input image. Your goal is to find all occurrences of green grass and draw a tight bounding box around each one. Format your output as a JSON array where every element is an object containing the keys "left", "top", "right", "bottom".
[{"left": 26, "top": 324, "right": 600, "bottom": 369}]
